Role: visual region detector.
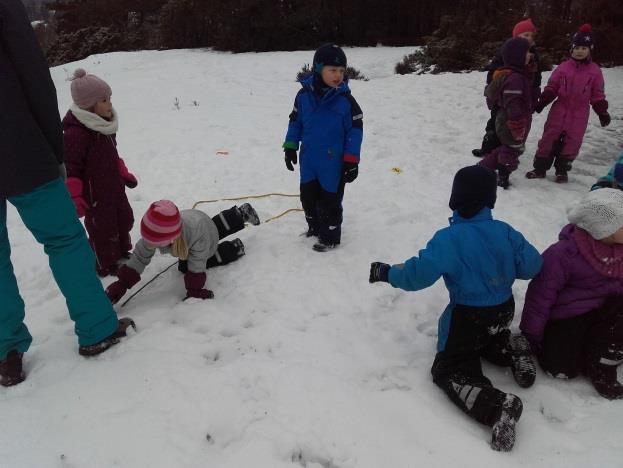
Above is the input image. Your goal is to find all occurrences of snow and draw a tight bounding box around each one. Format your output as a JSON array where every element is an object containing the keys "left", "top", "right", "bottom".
[{"left": 2, "top": 46, "right": 623, "bottom": 467}]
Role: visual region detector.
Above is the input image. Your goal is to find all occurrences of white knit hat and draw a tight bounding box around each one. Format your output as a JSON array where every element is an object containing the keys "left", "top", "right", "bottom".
[{"left": 567, "top": 188, "right": 623, "bottom": 239}]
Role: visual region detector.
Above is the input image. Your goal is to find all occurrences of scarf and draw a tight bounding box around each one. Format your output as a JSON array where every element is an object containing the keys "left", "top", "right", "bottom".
[
  {"left": 70, "top": 104, "right": 119, "bottom": 135},
  {"left": 573, "top": 227, "right": 623, "bottom": 279}
]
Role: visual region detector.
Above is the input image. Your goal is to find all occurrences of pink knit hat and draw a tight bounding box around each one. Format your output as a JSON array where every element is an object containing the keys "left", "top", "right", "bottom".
[
  {"left": 512, "top": 18, "right": 537, "bottom": 38},
  {"left": 140, "top": 200, "right": 183, "bottom": 247},
  {"left": 70, "top": 68, "right": 112, "bottom": 110}
]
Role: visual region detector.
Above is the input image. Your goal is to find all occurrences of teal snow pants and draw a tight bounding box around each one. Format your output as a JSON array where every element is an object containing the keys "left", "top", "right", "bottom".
[{"left": 0, "top": 179, "right": 118, "bottom": 358}]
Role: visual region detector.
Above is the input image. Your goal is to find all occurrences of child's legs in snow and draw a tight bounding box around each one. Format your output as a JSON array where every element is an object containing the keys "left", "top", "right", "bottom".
[
  {"left": 206, "top": 240, "right": 244, "bottom": 268},
  {"left": 432, "top": 299, "right": 517, "bottom": 426},
  {"left": 211, "top": 206, "right": 245, "bottom": 240},
  {"left": 300, "top": 180, "right": 322, "bottom": 235},
  {"left": 85, "top": 202, "right": 124, "bottom": 271},
  {"left": 583, "top": 297, "right": 623, "bottom": 368},
  {"left": 317, "top": 178, "right": 344, "bottom": 245},
  {"left": 117, "top": 196, "right": 134, "bottom": 254},
  {"left": 539, "top": 311, "right": 595, "bottom": 378},
  {"left": 432, "top": 353, "right": 510, "bottom": 427}
]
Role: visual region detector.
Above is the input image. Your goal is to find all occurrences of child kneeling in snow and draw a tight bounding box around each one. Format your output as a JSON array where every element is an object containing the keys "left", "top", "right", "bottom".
[
  {"left": 106, "top": 200, "right": 260, "bottom": 304},
  {"left": 520, "top": 189, "right": 623, "bottom": 399},
  {"left": 369, "top": 166, "right": 543, "bottom": 451}
]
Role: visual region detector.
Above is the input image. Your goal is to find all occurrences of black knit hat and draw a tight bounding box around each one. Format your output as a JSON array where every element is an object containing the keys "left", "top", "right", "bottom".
[
  {"left": 313, "top": 44, "right": 347, "bottom": 74},
  {"left": 449, "top": 166, "right": 498, "bottom": 219}
]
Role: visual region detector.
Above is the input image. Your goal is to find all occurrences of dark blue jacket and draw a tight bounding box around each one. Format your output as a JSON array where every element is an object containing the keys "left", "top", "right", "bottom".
[
  {"left": 387, "top": 208, "right": 542, "bottom": 351},
  {"left": 0, "top": 0, "right": 63, "bottom": 197},
  {"left": 284, "top": 74, "right": 363, "bottom": 193}
]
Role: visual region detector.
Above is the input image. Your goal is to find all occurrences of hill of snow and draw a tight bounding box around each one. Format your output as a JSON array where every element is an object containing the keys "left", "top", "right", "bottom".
[{"left": 2, "top": 47, "right": 622, "bottom": 467}]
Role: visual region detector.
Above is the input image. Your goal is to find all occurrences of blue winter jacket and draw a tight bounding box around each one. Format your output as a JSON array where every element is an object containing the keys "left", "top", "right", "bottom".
[
  {"left": 284, "top": 74, "right": 363, "bottom": 193},
  {"left": 387, "top": 208, "right": 543, "bottom": 352}
]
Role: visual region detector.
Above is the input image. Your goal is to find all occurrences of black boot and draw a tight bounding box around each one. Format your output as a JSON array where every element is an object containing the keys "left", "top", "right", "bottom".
[
  {"left": 491, "top": 394, "right": 523, "bottom": 451},
  {"left": 79, "top": 318, "right": 136, "bottom": 357},
  {"left": 585, "top": 361, "right": 623, "bottom": 400},
  {"left": 497, "top": 168, "right": 510, "bottom": 190},
  {"left": 238, "top": 203, "right": 260, "bottom": 226},
  {"left": 0, "top": 350, "right": 25, "bottom": 387},
  {"left": 507, "top": 334, "right": 536, "bottom": 388},
  {"left": 554, "top": 157, "right": 572, "bottom": 184}
]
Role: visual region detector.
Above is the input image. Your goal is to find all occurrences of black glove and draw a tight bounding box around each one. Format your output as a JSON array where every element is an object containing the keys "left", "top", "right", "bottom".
[
  {"left": 284, "top": 149, "right": 297, "bottom": 171},
  {"left": 369, "top": 262, "right": 390, "bottom": 283},
  {"left": 599, "top": 112, "right": 611, "bottom": 127},
  {"left": 343, "top": 162, "right": 359, "bottom": 183}
]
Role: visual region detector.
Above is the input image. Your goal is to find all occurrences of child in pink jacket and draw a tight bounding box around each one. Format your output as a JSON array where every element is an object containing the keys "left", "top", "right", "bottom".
[{"left": 526, "top": 24, "right": 610, "bottom": 183}]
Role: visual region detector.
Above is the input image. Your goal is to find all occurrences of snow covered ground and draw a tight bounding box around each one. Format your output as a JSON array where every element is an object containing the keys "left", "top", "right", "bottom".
[{"left": 2, "top": 46, "right": 622, "bottom": 467}]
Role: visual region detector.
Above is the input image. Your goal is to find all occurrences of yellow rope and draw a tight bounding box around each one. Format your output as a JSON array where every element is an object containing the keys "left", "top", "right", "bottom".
[
  {"left": 192, "top": 192, "right": 303, "bottom": 224},
  {"left": 192, "top": 192, "right": 299, "bottom": 209},
  {"left": 264, "top": 208, "right": 304, "bottom": 223}
]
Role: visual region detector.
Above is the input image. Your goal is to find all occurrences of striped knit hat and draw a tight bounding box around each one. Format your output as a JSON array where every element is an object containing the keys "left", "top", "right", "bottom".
[{"left": 140, "top": 200, "right": 183, "bottom": 247}]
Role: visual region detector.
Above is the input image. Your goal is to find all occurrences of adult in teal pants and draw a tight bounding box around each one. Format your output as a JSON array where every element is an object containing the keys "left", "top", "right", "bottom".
[{"left": 0, "top": 0, "right": 134, "bottom": 387}]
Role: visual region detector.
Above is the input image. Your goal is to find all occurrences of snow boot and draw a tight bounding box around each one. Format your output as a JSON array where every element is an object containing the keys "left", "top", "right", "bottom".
[
  {"left": 585, "top": 361, "right": 623, "bottom": 400},
  {"left": 555, "top": 173, "right": 569, "bottom": 184},
  {"left": 313, "top": 241, "right": 339, "bottom": 252},
  {"left": 0, "top": 350, "right": 25, "bottom": 387},
  {"left": 79, "top": 318, "right": 136, "bottom": 356},
  {"left": 507, "top": 334, "right": 536, "bottom": 388},
  {"left": 491, "top": 393, "right": 523, "bottom": 452},
  {"left": 232, "top": 238, "right": 245, "bottom": 257},
  {"left": 238, "top": 203, "right": 260, "bottom": 226},
  {"left": 525, "top": 170, "right": 546, "bottom": 179},
  {"left": 497, "top": 170, "right": 510, "bottom": 190}
]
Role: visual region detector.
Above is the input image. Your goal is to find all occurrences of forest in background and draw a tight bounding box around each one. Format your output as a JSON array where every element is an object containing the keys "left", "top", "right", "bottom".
[{"left": 22, "top": 0, "right": 623, "bottom": 70}]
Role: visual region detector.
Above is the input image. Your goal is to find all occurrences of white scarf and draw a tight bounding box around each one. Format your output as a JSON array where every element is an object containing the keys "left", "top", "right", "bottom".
[{"left": 70, "top": 104, "right": 119, "bottom": 135}]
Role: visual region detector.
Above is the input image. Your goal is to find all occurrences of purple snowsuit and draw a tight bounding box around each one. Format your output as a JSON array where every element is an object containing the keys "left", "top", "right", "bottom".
[
  {"left": 520, "top": 224, "right": 623, "bottom": 343},
  {"left": 63, "top": 111, "right": 134, "bottom": 273},
  {"left": 480, "top": 38, "right": 533, "bottom": 174},
  {"left": 535, "top": 58, "right": 606, "bottom": 162}
]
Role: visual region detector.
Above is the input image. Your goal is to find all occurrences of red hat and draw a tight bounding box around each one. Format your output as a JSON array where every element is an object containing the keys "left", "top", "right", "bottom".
[
  {"left": 512, "top": 18, "right": 537, "bottom": 38},
  {"left": 140, "top": 200, "right": 182, "bottom": 247}
]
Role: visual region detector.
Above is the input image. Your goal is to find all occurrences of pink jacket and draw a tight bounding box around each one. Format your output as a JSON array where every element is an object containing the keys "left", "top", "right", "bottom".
[{"left": 536, "top": 59, "right": 606, "bottom": 160}]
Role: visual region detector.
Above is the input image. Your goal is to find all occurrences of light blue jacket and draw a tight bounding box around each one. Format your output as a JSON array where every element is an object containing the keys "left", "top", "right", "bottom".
[{"left": 388, "top": 208, "right": 543, "bottom": 351}]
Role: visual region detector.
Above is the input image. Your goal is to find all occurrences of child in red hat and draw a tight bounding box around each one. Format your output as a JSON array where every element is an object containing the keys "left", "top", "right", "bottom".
[
  {"left": 472, "top": 18, "right": 542, "bottom": 158},
  {"left": 106, "top": 200, "right": 260, "bottom": 303}
]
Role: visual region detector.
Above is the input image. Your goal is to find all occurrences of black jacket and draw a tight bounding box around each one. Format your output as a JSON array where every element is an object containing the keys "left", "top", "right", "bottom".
[{"left": 0, "top": 0, "right": 63, "bottom": 197}]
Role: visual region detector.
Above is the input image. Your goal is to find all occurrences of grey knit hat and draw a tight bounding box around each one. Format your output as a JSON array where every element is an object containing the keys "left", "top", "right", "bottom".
[{"left": 567, "top": 188, "right": 623, "bottom": 239}]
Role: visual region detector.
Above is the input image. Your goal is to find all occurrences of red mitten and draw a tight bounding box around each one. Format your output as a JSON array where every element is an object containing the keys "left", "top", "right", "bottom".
[
  {"left": 506, "top": 118, "right": 528, "bottom": 142},
  {"left": 66, "top": 177, "right": 89, "bottom": 218},
  {"left": 106, "top": 265, "right": 141, "bottom": 305},
  {"left": 117, "top": 158, "right": 138, "bottom": 189},
  {"left": 184, "top": 271, "right": 214, "bottom": 300}
]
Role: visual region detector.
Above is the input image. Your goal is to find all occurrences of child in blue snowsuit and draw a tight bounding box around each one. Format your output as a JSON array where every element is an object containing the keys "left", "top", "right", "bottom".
[
  {"left": 369, "top": 166, "right": 543, "bottom": 451},
  {"left": 283, "top": 44, "right": 363, "bottom": 252}
]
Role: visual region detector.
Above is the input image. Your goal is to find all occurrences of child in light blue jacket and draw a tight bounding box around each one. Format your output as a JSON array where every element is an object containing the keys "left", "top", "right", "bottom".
[{"left": 369, "top": 165, "right": 542, "bottom": 452}]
